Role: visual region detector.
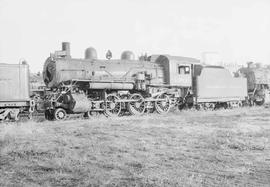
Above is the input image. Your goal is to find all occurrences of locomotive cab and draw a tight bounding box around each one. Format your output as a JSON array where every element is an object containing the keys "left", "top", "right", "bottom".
[{"left": 154, "top": 55, "right": 200, "bottom": 87}]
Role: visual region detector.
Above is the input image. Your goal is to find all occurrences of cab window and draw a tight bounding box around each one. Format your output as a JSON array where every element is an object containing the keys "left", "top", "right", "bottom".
[{"left": 178, "top": 65, "right": 190, "bottom": 74}]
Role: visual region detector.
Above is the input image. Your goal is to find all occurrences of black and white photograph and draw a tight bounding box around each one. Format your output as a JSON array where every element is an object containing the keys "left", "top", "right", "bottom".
[{"left": 0, "top": 0, "right": 270, "bottom": 186}]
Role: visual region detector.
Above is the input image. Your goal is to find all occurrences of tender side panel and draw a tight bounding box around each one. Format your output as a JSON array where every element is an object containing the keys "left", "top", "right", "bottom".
[{"left": 196, "top": 68, "right": 247, "bottom": 103}]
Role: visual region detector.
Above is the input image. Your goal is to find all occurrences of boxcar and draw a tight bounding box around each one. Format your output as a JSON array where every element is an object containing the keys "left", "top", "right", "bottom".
[{"left": 0, "top": 63, "right": 34, "bottom": 120}]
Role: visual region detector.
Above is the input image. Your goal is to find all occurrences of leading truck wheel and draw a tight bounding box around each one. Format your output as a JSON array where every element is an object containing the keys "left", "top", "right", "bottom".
[{"left": 54, "top": 108, "right": 67, "bottom": 120}]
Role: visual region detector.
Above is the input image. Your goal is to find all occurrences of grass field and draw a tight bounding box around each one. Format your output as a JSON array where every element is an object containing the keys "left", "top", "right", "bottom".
[{"left": 0, "top": 107, "right": 270, "bottom": 186}]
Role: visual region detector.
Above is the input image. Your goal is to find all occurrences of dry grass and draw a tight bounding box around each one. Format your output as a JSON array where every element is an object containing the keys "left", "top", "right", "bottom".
[{"left": 0, "top": 107, "right": 270, "bottom": 186}]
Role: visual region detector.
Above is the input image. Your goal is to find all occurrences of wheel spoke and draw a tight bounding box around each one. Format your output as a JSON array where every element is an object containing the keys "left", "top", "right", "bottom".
[
  {"left": 105, "top": 94, "right": 121, "bottom": 117},
  {"left": 127, "top": 93, "right": 145, "bottom": 115},
  {"left": 155, "top": 94, "right": 171, "bottom": 114},
  {"left": 54, "top": 108, "right": 67, "bottom": 120}
]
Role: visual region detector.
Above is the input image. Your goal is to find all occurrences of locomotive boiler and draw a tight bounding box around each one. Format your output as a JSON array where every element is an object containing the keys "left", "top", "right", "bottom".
[
  {"left": 43, "top": 42, "right": 248, "bottom": 120},
  {"left": 236, "top": 62, "right": 270, "bottom": 105}
]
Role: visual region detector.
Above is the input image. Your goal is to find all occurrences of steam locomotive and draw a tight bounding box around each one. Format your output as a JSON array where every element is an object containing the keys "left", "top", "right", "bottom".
[
  {"left": 235, "top": 62, "right": 270, "bottom": 105},
  {"left": 41, "top": 42, "right": 248, "bottom": 120}
]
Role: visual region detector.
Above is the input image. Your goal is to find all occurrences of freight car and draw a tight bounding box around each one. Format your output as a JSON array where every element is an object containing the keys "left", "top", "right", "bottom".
[
  {"left": 235, "top": 62, "right": 270, "bottom": 105},
  {"left": 42, "top": 42, "right": 248, "bottom": 120},
  {"left": 0, "top": 62, "right": 35, "bottom": 121}
]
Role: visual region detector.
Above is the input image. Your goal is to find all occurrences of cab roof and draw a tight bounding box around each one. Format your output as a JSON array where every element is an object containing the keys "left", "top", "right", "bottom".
[{"left": 149, "top": 54, "right": 200, "bottom": 64}]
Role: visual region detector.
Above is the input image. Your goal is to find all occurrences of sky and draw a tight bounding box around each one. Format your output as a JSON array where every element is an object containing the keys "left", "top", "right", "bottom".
[{"left": 0, "top": 0, "right": 270, "bottom": 72}]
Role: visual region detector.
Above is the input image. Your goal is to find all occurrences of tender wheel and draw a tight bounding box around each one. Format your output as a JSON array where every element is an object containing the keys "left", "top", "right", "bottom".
[
  {"left": 54, "top": 108, "right": 67, "bottom": 120},
  {"left": 155, "top": 94, "right": 171, "bottom": 114},
  {"left": 127, "top": 93, "right": 145, "bottom": 115},
  {"left": 195, "top": 104, "right": 203, "bottom": 110},
  {"left": 203, "top": 103, "right": 215, "bottom": 110},
  {"left": 178, "top": 104, "right": 186, "bottom": 110},
  {"left": 105, "top": 94, "right": 121, "bottom": 117}
]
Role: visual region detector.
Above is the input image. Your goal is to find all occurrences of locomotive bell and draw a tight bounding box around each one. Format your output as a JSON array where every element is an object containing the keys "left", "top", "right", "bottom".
[
  {"left": 121, "top": 51, "right": 135, "bottom": 60},
  {"left": 85, "top": 47, "right": 97, "bottom": 60}
]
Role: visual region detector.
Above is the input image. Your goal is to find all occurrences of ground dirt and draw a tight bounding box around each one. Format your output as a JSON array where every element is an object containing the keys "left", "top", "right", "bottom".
[{"left": 0, "top": 107, "right": 270, "bottom": 186}]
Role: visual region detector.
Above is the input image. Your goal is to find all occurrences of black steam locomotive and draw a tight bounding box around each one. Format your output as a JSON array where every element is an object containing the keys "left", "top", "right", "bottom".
[
  {"left": 235, "top": 62, "right": 270, "bottom": 105},
  {"left": 41, "top": 42, "right": 248, "bottom": 120}
]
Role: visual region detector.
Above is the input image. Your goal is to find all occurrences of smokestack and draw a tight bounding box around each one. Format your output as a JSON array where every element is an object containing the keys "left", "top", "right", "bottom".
[{"left": 62, "top": 42, "right": 71, "bottom": 58}]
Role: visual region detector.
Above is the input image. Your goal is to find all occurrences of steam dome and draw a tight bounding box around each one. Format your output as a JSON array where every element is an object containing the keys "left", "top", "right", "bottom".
[
  {"left": 121, "top": 51, "right": 135, "bottom": 60},
  {"left": 85, "top": 47, "right": 97, "bottom": 59}
]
